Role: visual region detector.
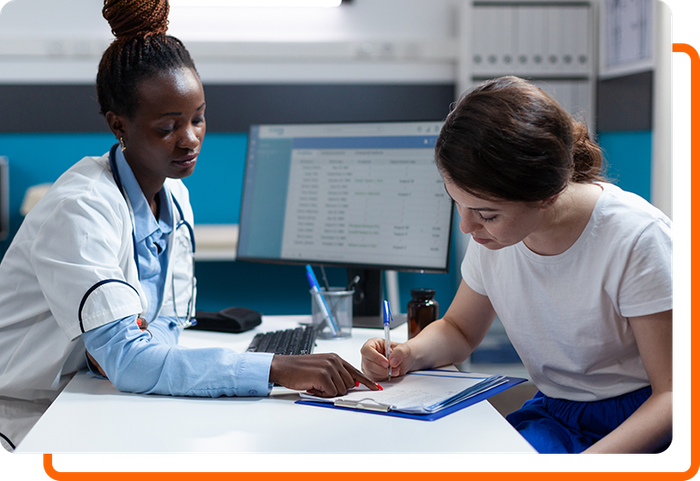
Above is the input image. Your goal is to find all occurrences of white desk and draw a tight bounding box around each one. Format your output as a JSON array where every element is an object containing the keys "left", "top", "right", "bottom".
[{"left": 17, "top": 316, "right": 535, "bottom": 454}]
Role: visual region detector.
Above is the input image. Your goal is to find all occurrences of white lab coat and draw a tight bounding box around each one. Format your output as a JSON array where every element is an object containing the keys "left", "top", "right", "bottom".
[{"left": 0, "top": 150, "right": 195, "bottom": 449}]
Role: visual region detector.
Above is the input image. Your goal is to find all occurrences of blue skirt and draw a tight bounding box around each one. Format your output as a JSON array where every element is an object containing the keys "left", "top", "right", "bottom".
[{"left": 506, "top": 386, "right": 652, "bottom": 453}]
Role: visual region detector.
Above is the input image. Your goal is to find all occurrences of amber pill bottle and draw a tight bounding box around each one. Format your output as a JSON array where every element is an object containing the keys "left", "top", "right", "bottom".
[{"left": 407, "top": 288, "right": 438, "bottom": 339}]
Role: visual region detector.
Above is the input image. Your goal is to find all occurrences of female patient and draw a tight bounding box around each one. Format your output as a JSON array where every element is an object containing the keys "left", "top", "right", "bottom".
[
  {"left": 361, "top": 76, "right": 672, "bottom": 454},
  {"left": 0, "top": 0, "right": 375, "bottom": 452}
]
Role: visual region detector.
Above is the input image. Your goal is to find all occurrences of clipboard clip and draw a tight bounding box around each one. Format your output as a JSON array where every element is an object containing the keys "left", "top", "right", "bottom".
[{"left": 334, "top": 399, "right": 391, "bottom": 412}]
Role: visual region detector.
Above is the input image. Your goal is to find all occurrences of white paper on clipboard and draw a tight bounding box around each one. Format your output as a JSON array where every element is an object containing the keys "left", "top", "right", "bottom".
[{"left": 299, "top": 370, "right": 506, "bottom": 414}]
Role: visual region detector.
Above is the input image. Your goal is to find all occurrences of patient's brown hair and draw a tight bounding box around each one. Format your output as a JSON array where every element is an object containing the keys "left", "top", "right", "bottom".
[{"left": 435, "top": 76, "right": 605, "bottom": 202}]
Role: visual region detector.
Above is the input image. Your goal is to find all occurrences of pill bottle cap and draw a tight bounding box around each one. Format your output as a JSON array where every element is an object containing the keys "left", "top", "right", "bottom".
[{"left": 410, "top": 288, "right": 435, "bottom": 299}]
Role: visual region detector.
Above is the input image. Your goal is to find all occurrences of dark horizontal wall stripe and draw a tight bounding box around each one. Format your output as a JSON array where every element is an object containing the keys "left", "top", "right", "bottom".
[
  {"left": 596, "top": 71, "right": 653, "bottom": 132},
  {"left": 203, "top": 84, "right": 455, "bottom": 130},
  {"left": 0, "top": 84, "right": 456, "bottom": 133},
  {"left": 0, "top": 85, "right": 107, "bottom": 133}
]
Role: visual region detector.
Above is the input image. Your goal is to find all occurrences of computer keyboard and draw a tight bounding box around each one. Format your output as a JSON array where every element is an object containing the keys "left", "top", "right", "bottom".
[{"left": 246, "top": 325, "right": 316, "bottom": 355}]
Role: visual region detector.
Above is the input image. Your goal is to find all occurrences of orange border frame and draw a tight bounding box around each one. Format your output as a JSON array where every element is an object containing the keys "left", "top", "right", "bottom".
[
  {"left": 0, "top": 0, "right": 684, "bottom": 481},
  {"left": 30, "top": 42, "right": 700, "bottom": 481}
]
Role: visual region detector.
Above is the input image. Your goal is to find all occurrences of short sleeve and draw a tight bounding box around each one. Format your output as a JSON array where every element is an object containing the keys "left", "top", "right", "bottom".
[
  {"left": 460, "top": 238, "right": 487, "bottom": 296},
  {"left": 30, "top": 192, "right": 141, "bottom": 340},
  {"left": 618, "top": 218, "right": 673, "bottom": 318}
]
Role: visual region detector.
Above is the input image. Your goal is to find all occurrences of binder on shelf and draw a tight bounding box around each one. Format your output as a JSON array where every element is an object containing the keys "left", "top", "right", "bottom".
[
  {"left": 520, "top": 6, "right": 544, "bottom": 76},
  {"left": 570, "top": 6, "right": 591, "bottom": 75},
  {"left": 297, "top": 369, "right": 527, "bottom": 421}
]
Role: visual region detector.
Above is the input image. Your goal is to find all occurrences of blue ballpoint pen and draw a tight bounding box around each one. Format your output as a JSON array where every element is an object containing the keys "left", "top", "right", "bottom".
[
  {"left": 383, "top": 300, "right": 392, "bottom": 380},
  {"left": 305, "top": 265, "right": 339, "bottom": 336}
]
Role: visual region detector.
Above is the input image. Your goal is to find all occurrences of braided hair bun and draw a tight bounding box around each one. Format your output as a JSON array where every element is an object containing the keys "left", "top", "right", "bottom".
[
  {"left": 96, "top": 0, "right": 198, "bottom": 117},
  {"left": 103, "top": 0, "right": 169, "bottom": 39}
]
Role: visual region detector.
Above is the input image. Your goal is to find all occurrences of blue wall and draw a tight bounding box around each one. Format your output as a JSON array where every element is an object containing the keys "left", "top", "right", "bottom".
[
  {"left": 0, "top": 132, "right": 459, "bottom": 315},
  {"left": 0, "top": 132, "right": 249, "bottom": 230},
  {"left": 0, "top": 133, "right": 112, "bottom": 239},
  {"left": 597, "top": 131, "right": 653, "bottom": 202},
  {"left": 0, "top": 130, "right": 653, "bottom": 316}
]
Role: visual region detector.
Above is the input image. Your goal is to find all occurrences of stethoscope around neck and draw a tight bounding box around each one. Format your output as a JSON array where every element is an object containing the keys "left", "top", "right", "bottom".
[{"left": 109, "top": 143, "right": 197, "bottom": 329}]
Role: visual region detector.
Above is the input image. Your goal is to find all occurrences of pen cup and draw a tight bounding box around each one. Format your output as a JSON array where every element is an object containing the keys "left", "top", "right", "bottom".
[{"left": 310, "top": 288, "right": 353, "bottom": 339}]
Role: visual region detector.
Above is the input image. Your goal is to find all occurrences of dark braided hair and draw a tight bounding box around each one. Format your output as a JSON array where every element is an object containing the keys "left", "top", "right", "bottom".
[
  {"left": 96, "top": 0, "right": 199, "bottom": 118},
  {"left": 435, "top": 76, "right": 606, "bottom": 203}
]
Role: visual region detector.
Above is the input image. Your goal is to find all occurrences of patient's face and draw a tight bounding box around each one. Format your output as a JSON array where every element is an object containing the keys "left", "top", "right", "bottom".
[{"left": 444, "top": 179, "right": 548, "bottom": 251}]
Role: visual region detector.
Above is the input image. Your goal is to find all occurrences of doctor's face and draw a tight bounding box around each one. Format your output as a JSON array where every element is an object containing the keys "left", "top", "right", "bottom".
[{"left": 117, "top": 67, "right": 206, "bottom": 193}]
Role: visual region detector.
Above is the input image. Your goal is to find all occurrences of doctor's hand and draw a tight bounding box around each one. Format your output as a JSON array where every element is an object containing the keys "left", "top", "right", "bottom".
[
  {"left": 361, "top": 337, "right": 412, "bottom": 381},
  {"left": 269, "top": 353, "right": 378, "bottom": 397}
]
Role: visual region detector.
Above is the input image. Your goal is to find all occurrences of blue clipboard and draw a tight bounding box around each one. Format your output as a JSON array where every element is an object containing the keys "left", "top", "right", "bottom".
[{"left": 295, "top": 376, "right": 527, "bottom": 421}]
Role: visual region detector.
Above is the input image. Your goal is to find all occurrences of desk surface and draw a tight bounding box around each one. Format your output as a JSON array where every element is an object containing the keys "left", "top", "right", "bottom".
[{"left": 17, "top": 316, "right": 535, "bottom": 454}]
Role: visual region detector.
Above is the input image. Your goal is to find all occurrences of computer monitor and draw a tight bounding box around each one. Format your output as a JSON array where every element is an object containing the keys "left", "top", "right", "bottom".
[
  {"left": 237, "top": 121, "right": 453, "bottom": 327},
  {"left": 0, "top": 157, "right": 8, "bottom": 242}
]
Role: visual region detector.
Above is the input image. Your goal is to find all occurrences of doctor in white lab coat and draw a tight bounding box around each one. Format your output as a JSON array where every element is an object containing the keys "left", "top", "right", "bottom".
[
  {"left": 0, "top": 145, "right": 197, "bottom": 450},
  {"left": 0, "top": 0, "right": 375, "bottom": 452}
]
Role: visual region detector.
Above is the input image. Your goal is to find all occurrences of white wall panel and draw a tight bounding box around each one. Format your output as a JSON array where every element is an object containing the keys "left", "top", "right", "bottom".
[{"left": 0, "top": 0, "right": 461, "bottom": 84}]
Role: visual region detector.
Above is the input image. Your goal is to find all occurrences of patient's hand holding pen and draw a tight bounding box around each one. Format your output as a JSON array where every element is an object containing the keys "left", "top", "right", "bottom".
[{"left": 383, "top": 300, "right": 392, "bottom": 380}]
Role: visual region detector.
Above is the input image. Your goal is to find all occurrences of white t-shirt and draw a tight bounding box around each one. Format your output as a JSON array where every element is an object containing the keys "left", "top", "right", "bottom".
[{"left": 461, "top": 183, "right": 672, "bottom": 402}]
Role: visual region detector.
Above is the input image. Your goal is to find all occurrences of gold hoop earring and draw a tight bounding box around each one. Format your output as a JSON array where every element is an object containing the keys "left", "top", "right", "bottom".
[{"left": 119, "top": 137, "right": 127, "bottom": 152}]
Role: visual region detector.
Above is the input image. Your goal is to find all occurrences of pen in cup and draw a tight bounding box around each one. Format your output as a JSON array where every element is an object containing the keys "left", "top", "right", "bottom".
[
  {"left": 383, "top": 300, "right": 392, "bottom": 380},
  {"left": 305, "top": 264, "right": 339, "bottom": 337},
  {"left": 346, "top": 275, "right": 360, "bottom": 292},
  {"left": 320, "top": 265, "right": 331, "bottom": 291}
]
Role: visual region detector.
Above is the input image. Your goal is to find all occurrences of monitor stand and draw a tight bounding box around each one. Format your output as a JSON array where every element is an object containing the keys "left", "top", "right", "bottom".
[{"left": 347, "top": 268, "right": 406, "bottom": 329}]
